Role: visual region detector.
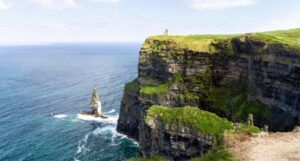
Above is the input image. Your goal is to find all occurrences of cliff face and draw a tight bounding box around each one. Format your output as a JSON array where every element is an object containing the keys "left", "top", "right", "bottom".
[
  {"left": 222, "top": 38, "right": 300, "bottom": 130},
  {"left": 117, "top": 29, "right": 300, "bottom": 159},
  {"left": 139, "top": 117, "right": 213, "bottom": 160}
]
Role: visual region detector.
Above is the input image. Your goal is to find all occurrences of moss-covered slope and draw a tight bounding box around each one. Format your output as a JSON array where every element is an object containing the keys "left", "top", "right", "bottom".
[{"left": 147, "top": 106, "right": 234, "bottom": 136}]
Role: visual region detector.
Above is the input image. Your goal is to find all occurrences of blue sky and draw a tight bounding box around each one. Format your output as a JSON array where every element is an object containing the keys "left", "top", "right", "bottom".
[{"left": 0, "top": 0, "right": 299, "bottom": 44}]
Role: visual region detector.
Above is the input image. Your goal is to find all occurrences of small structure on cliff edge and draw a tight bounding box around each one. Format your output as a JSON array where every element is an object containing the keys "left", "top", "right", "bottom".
[
  {"left": 81, "top": 88, "right": 107, "bottom": 118},
  {"left": 263, "top": 125, "right": 269, "bottom": 132},
  {"left": 164, "top": 29, "right": 169, "bottom": 36},
  {"left": 248, "top": 113, "right": 254, "bottom": 126}
]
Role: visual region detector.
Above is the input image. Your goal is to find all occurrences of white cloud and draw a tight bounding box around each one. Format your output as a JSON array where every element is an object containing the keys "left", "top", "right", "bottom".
[
  {"left": 90, "top": 0, "right": 121, "bottom": 3},
  {"left": 31, "top": 0, "right": 80, "bottom": 10},
  {"left": 186, "top": 0, "right": 258, "bottom": 10},
  {"left": 0, "top": 0, "right": 10, "bottom": 11}
]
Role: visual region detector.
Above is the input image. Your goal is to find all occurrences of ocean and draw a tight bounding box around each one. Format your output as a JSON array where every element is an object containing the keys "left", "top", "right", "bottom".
[{"left": 0, "top": 43, "right": 140, "bottom": 161}]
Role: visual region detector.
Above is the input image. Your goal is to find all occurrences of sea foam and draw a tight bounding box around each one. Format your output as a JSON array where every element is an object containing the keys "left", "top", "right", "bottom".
[
  {"left": 77, "top": 132, "right": 90, "bottom": 154},
  {"left": 76, "top": 114, "right": 118, "bottom": 125},
  {"left": 106, "top": 109, "right": 116, "bottom": 114},
  {"left": 53, "top": 114, "right": 68, "bottom": 119},
  {"left": 77, "top": 114, "right": 102, "bottom": 122}
]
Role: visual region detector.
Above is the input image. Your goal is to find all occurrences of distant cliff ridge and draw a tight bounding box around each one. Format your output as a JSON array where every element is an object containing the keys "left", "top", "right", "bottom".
[{"left": 117, "top": 29, "right": 300, "bottom": 160}]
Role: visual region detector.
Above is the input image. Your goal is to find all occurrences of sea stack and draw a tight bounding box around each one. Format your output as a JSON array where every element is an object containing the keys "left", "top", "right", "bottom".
[
  {"left": 90, "top": 88, "right": 102, "bottom": 117},
  {"left": 81, "top": 88, "right": 107, "bottom": 118}
]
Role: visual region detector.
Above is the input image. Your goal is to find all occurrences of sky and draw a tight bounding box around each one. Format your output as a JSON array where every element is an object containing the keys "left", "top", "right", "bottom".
[{"left": 0, "top": 0, "right": 300, "bottom": 44}]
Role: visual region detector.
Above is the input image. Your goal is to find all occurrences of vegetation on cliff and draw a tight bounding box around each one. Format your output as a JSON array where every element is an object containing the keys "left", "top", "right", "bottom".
[
  {"left": 147, "top": 28, "right": 300, "bottom": 53},
  {"left": 170, "top": 70, "right": 270, "bottom": 126},
  {"left": 124, "top": 79, "right": 139, "bottom": 94},
  {"left": 206, "top": 84, "right": 270, "bottom": 126},
  {"left": 147, "top": 106, "right": 233, "bottom": 136},
  {"left": 190, "top": 148, "right": 234, "bottom": 161},
  {"left": 127, "top": 149, "right": 235, "bottom": 161},
  {"left": 251, "top": 28, "right": 300, "bottom": 51},
  {"left": 147, "top": 35, "right": 234, "bottom": 53},
  {"left": 127, "top": 156, "right": 165, "bottom": 161},
  {"left": 140, "top": 84, "right": 169, "bottom": 95},
  {"left": 147, "top": 106, "right": 260, "bottom": 136}
]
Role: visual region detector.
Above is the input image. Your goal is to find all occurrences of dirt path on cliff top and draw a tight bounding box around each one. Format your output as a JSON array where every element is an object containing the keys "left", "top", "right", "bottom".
[{"left": 226, "top": 127, "right": 300, "bottom": 161}]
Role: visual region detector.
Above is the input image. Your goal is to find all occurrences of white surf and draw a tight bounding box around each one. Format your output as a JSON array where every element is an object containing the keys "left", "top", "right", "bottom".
[
  {"left": 76, "top": 113, "right": 118, "bottom": 124},
  {"left": 53, "top": 114, "right": 68, "bottom": 119},
  {"left": 106, "top": 109, "right": 116, "bottom": 114}
]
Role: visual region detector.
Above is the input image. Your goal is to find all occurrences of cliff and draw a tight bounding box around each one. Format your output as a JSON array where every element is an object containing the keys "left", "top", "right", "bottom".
[{"left": 117, "top": 28, "right": 300, "bottom": 160}]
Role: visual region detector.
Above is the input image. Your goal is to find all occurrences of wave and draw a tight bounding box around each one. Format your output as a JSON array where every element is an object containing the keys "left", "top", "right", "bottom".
[
  {"left": 76, "top": 114, "right": 118, "bottom": 125},
  {"left": 91, "top": 125, "right": 128, "bottom": 146},
  {"left": 104, "top": 115, "right": 118, "bottom": 125},
  {"left": 51, "top": 114, "right": 80, "bottom": 123},
  {"left": 77, "top": 132, "right": 90, "bottom": 154},
  {"left": 91, "top": 125, "right": 123, "bottom": 137},
  {"left": 92, "top": 126, "right": 114, "bottom": 135},
  {"left": 76, "top": 125, "right": 125, "bottom": 155},
  {"left": 75, "top": 117, "right": 138, "bottom": 157},
  {"left": 53, "top": 114, "right": 68, "bottom": 119},
  {"left": 106, "top": 109, "right": 116, "bottom": 114},
  {"left": 76, "top": 114, "right": 102, "bottom": 122}
]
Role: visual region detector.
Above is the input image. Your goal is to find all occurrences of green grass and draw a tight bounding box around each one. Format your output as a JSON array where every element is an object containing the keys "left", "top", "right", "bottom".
[
  {"left": 127, "top": 149, "right": 235, "bottom": 161},
  {"left": 250, "top": 28, "right": 300, "bottom": 51},
  {"left": 234, "top": 124, "right": 261, "bottom": 134},
  {"left": 173, "top": 73, "right": 184, "bottom": 83},
  {"left": 147, "top": 28, "right": 300, "bottom": 53},
  {"left": 147, "top": 105, "right": 261, "bottom": 135},
  {"left": 147, "top": 35, "right": 234, "bottom": 53},
  {"left": 126, "top": 156, "right": 165, "bottom": 161},
  {"left": 140, "top": 84, "right": 169, "bottom": 95},
  {"left": 189, "top": 148, "right": 235, "bottom": 161},
  {"left": 147, "top": 106, "right": 233, "bottom": 136}
]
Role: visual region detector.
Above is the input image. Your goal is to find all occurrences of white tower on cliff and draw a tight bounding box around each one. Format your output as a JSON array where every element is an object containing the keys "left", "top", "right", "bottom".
[{"left": 164, "top": 29, "right": 169, "bottom": 36}]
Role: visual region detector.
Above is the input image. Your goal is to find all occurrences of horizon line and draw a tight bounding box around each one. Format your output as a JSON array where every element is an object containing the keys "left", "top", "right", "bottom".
[{"left": 0, "top": 41, "right": 143, "bottom": 46}]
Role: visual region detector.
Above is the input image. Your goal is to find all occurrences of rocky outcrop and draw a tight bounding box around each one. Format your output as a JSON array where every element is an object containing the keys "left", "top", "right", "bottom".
[
  {"left": 117, "top": 30, "right": 300, "bottom": 159},
  {"left": 139, "top": 112, "right": 214, "bottom": 161}
]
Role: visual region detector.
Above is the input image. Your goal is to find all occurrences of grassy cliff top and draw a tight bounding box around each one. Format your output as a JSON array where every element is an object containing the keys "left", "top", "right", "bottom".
[
  {"left": 251, "top": 28, "right": 300, "bottom": 50},
  {"left": 147, "top": 35, "right": 233, "bottom": 53},
  {"left": 147, "top": 28, "right": 300, "bottom": 52},
  {"left": 147, "top": 106, "right": 233, "bottom": 136},
  {"left": 147, "top": 106, "right": 260, "bottom": 136}
]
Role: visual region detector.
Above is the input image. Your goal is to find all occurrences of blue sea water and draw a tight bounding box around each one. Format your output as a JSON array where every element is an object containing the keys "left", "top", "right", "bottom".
[{"left": 0, "top": 43, "right": 140, "bottom": 161}]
